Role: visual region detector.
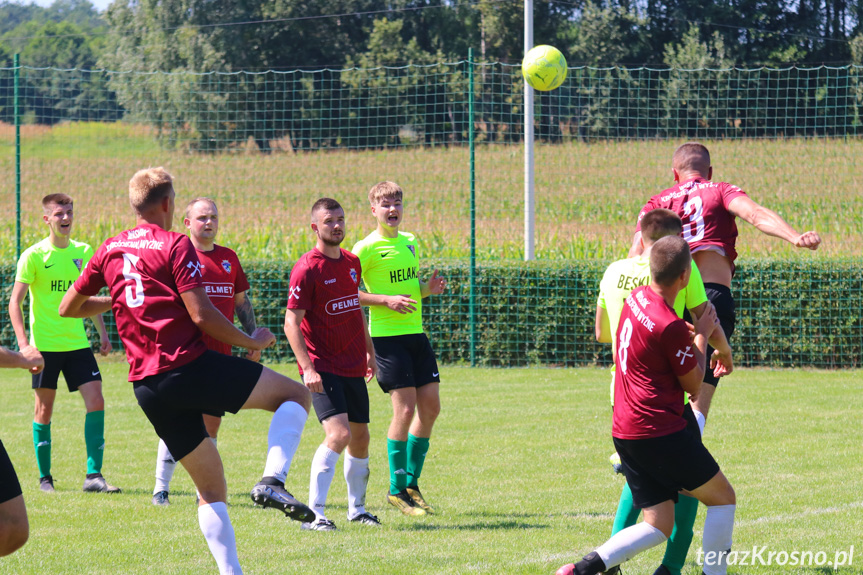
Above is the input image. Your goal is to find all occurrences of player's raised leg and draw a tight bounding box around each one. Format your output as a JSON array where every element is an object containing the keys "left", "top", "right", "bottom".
[{"left": 244, "top": 366, "right": 314, "bottom": 523}]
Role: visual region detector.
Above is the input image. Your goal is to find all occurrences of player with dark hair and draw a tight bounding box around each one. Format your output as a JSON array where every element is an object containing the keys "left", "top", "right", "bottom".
[
  {"left": 558, "top": 236, "right": 736, "bottom": 575},
  {"left": 352, "top": 181, "right": 447, "bottom": 516},
  {"left": 151, "top": 197, "right": 260, "bottom": 506},
  {"left": 629, "top": 142, "right": 821, "bottom": 430},
  {"left": 8, "top": 193, "right": 118, "bottom": 493},
  {"left": 285, "top": 197, "right": 380, "bottom": 531},
  {"left": 597, "top": 208, "right": 732, "bottom": 575},
  {"left": 59, "top": 167, "right": 313, "bottom": 575},
  {"left": 0, "top": 344, "right": 43, "bottom": 556}
]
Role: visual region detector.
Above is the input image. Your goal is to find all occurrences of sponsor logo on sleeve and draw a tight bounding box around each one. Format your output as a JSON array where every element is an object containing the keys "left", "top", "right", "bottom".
[
  {"left": 676, "top": 346, "right": 693, "bottom": 365},
  {"left": 186, "top": 260, "right": 203, "bottom": 277}
]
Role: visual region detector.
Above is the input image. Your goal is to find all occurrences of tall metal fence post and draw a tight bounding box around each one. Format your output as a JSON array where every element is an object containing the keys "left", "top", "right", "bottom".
[
  {"left": 14, "top": 54, "right": 21, "bottom": 260},
  {"left": 468, "top": 48, "right": 477, "bottom": 367}
]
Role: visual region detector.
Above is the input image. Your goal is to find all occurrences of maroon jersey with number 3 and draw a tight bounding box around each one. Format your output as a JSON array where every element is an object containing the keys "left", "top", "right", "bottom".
[
  {"left": 74, "top": 223, "right": 208, "bottom": 381},
  {"left": 195, "top": 245, "right": 250, "bottom": 355},
  {"left": 612, "top": 285, "right": 700, "bottom": 440},
  {"left": 287, "top": 248, "right": 367, "bottom": 378},
  {"left": 636, "top": 177, "right": 748, "bottom": 264}
]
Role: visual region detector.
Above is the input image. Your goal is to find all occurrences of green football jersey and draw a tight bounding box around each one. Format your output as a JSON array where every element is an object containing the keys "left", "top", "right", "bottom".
[
  {"left": 351, "top": 231, "right": 423, "bottom": 337},
  {"left": 15, "top": 238, "right": 93, "bottom": 351},
  {"left": 597, "top": 255, "right": 707, "bottom": 404}
]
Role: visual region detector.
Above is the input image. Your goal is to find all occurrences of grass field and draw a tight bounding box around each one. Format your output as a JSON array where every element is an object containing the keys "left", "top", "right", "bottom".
[
  {"left": 0, "top": 362, "right": 859, "bottom": 574},
  {"left": 0, "top": 122, "right": 857, "bottom": 261}
]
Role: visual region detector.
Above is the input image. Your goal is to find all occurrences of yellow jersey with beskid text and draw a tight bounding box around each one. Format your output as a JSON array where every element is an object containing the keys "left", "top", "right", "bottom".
[{"left": 351, "top": 231, "right": 423, "bottom": 337}]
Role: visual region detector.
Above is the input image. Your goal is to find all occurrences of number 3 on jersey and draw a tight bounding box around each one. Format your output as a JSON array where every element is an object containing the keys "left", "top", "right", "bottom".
[
  {"left": 618, "top": 318, "right": 633, "bottom": 374},
  {"left": 682, "top": 196, "right": 705, "bottom": 242},
  {"left": 122, "top": 253, "right": 145, "bottom": 308}
]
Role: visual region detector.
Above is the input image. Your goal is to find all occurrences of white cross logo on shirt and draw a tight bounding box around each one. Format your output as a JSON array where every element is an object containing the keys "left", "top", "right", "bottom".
[
  {"left": 289, "top": 286, "right": 302, "bottom": 300},
  {"left": 676, "top": 346, "right": 693, "bottom": 365},
  {"left": 186, "top": 260, "right": 202, "bottom": 277}
]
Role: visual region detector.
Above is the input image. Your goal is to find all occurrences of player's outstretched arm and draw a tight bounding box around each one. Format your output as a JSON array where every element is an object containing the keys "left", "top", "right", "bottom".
[
  {"left": 595, "top": 305, "right": 611, "bottom": 343},
  {"left": 0, "top": 344, "right": 43, "bottom": 373},
  {"left": 59, "top": 288, "right": 112, "bottom": 318},
  {"left": 283, "top": 308, "right": 322, "bottom": 393},
  {"left": 420, "top": 269, "right": 447, "bottom": 298},
  {"left": 358, "top": 290, "right": 417, "bottom": 314},
  {"left": 181, "top": 287, "right": 274, "bottom": 350},
  {"left": 728, "top": 195, "right": 822, "bottom": 250}
]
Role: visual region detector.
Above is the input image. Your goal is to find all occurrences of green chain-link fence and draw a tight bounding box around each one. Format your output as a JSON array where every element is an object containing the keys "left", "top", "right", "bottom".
[{"left": 0, "top": 61, "right": 860, "bottom": 367}]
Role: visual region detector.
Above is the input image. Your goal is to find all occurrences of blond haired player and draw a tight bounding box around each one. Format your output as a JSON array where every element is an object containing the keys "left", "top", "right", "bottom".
[
  {"left": 8, "top": 194, "right": 118, "bottom": 494},
  {"left": 352, "top": 181, "right": 446, "bottom": 516}
]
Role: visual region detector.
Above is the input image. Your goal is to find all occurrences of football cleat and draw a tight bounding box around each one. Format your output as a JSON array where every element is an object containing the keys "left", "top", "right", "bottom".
[
  {"left": 39, "top": 475, "right": 55, "bottom": 493},
  {"left": 386, "top": 489, "right": 426, "bottom": 516},
  {"left": 300, "top": 518, "right": 337, "bottom": 531},
  {"left": 603, "top": 566, "right": 622, "bottom": 575},
  {"left": 82, "top": 473, "right": 121, "bottom": 493},
  {"left": 250, "top": 482, "right": 315, "bottom": 523},
  {"left": 348, "top": 512, "right": 382, "bottom": 526},
  {"left": 152, "top": 490, "right": 170, "bottom": 506},
  {"left": 609, "top": 452, "right": 623, "bottom": 475},
  {"left": 405, "top": 486, "right": 435, "bottom": 514}
]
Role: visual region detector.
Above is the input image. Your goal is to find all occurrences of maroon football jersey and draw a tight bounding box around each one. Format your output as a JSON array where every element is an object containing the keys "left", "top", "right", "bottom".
[
  {"left": 74, "top": 223, "right": 208, "bottom": 381},
  {"left": 612, "top": 286, "right": 700, "bottom": 440},
  {"left": 636, "top": 177, "right": 748, "bottom": 264},
  {"left": 287, "top": 248, "right": 367, "bottom": 378},
  {"left": 196, "top": 245, "right": 250, "bottom": 356}
]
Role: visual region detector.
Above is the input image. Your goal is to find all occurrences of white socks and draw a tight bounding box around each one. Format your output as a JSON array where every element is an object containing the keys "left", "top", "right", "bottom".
[
  {"left": 309, "top": 445, "right": 340, "bottom": 520},
  {"left": 198, "top": 502, "right": 242, "bottom": 575},
  {"left": 596, "top": 522, "right": 668, "bottom": 569},
  {"left": 702, "top": 504, "right": 735, "bottom": 575},
  {"left": 262, "top": 402, "right": 308, "bottom": 482},
  {"left": 154, "top": 439, "right": 177, "bottom": 494},
  {"left": 344, "top": 453, "right": 370, "bottom": 519},
  {"left": 693, "top": 409, "right": 706, "bottom": 436}
]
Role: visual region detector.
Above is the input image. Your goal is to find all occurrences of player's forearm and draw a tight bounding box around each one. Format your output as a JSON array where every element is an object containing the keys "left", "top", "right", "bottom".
[
  {"left": 59, "top": 294, "right": 112, "bottom": 318},
  {"left": 358, "top": 290, "right": 389, "bottom": 307},
  {"left": 8, "top": 306, "right": 29, "bottom": 349},
  {"left": 748, "top": 206, "right": 800, "bottom": 243},
  {"left": 707, "top": 325, "right": 732, "bottom": 355},
  {"left": 236, "top": 296, "right": 257, "bottom": 335},
  {"left": 90, "top": 313, "right": 109, "bottom": 338},
  {"left": 0, "top": 346, "right": 34, "bottom": 369},
  {"left": 194, "top": 307, "right": 258, "bottom": 349},
  {"left": 284, "top": 325, "right": 314, "bottom": 373}
]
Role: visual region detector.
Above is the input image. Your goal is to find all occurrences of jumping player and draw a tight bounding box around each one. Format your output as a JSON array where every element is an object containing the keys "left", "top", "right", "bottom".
[
  {"left": 352, "top": 181, "right": 446, "bottom": 516},
  {"left": 0, "top": 343, "right": 43, "bottom": 557},
  {"left": 597, "top": 208, "right": 732, "bottom": 575},
  {"left": 8, "top": 193, "right": 118, "bottom": 493},
  {"left": 151, "top": 197, "right": 260, "bottom": 506},
  {"left": 629, "top": 142, "right": 821, "bottom": 429},
  {"left": 60, "top": 167, "right": 313, "bottom": 575},
  {"left": 285, "top": 198, "right": 380, "bottom": 531},
  {"left": 558, "top": 236, "right": 736, "bottom": 575}
]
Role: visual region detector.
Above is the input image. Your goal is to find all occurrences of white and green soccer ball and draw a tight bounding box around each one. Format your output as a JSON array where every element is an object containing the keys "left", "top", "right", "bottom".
[{"left": 521, "top": 45, "right": 567, "bottom": 91}]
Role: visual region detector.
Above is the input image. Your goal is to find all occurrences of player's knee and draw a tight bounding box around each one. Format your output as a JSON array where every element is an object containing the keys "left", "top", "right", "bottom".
[
  {"left": 0, "top": 520, "right": 28, "bottom": 557},
  {"left": 417, "top": 397, "right": 440, "bottom": 422},
  {"left": 326, "top": 428, "right": 352, "bottom": 453},
  {"left": 85, "top": 395, "right": 105, "bottom": 412}
]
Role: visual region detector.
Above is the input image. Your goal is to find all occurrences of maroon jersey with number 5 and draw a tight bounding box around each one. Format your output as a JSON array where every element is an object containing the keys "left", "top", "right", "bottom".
[
  {"left": 287, "top": 248, "right": 367, "bottom": 377},
  {"left": 636, "top": 177, "right": 748, "bottom": 264},
  {"left": 74, "top": 223, "right": 208, "bottom": 381},
  {"left": 612, "top": 285, "right": 700, "bottom": 440}
]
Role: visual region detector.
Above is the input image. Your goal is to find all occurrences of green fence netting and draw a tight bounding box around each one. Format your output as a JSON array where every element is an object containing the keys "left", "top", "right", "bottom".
[{"left": 0, "top": 61, "right": 860, "bottom": 368}]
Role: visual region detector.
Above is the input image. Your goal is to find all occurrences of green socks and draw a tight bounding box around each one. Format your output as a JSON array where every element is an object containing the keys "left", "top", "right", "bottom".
[
  {"left": 661, "top": 494, "right": 699, "bottom": 575},
  {"left": 387, "top": 438, "right": 408, "bottom": 495},
  {"left": 84, "top": 410, "right": 106, "bottom": 475},
  {"left": 406, "top": 434, "right": 429, "bottom": 488},
  {"left": 33, "top": 421, "right": 52, "bottom": 478},
  {"left": 611, "top": 481, "right": 641, "bottom": 535}
]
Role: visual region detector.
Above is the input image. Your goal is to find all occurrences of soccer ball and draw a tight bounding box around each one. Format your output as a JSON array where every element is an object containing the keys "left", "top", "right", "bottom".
[{"left": 521, "top": 45, "right": 567, "bottom": 91}]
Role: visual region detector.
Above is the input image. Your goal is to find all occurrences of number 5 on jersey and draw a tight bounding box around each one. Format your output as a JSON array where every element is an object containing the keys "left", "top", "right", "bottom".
[{"left": 123, "top": 253, "right": 145, "bottom": 308}]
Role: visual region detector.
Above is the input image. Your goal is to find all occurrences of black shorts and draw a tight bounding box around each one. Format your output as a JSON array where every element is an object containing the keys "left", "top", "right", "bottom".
[
  {"left": 0, "top": 440, "right": 22, "bottom": 504},
  {"left": 613, "top": 427, "right": 720, "bottom": 509},
  {"left": 683, "top": 283, "right": 735, "bottom": 387},
  {"left": 133, "top": 351, "right": 263, "bottom": 461},
  {"left": 373, "top": 333, "right": 440, "bottom": 393},
  {"left": 305, "top": 371, "right": 370, "bottom": 424},
  {"left": 32, "top": 348, "right": 101, "bottom": 391}
]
